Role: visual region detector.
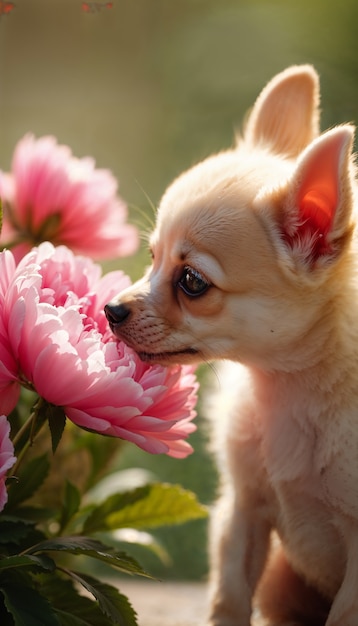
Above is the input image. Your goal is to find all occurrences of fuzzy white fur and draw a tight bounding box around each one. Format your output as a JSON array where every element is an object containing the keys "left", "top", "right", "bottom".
[{"left": 106, "top": 66, "right": 358, "bottom": 625}]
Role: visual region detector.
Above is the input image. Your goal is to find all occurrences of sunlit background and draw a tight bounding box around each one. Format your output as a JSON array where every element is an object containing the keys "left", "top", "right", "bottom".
[{"left": 1, "top": 0, "right": 358, "bottom": 579}]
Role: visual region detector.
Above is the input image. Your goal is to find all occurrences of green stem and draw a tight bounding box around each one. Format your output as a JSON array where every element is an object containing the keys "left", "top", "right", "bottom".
[
  {"left": 12, "top": 410, "right": 36, "bottom": 449},
  {"left": 10, "top": 441, "right": 32, "bottom": 477},
  {"left": 11, "top": 397, "right": 46, "bottom": 475}
]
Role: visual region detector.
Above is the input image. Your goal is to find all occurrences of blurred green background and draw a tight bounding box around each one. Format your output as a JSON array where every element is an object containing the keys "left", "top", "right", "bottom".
[{"left": 1, "top": 0, "right": 358, "bottom": 580}]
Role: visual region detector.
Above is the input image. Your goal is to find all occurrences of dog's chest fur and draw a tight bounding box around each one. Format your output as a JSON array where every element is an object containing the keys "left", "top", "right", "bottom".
[{"left": 224, "top": 363, "right": 355, "bottom": 597}]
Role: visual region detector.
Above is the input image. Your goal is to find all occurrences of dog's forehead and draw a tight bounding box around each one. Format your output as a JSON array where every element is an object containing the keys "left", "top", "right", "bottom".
[
  {"left": 156, "top": 147, "right": 291, "bottom": 226},
  {"left": 153, "top": 180, "right": 265, "bottom": 257},
  {"left": 157, "top": 152, "right": 252, "bottom": 219},
  {"left": 150, "top": 147, "right": 293, "bottom": 277}
]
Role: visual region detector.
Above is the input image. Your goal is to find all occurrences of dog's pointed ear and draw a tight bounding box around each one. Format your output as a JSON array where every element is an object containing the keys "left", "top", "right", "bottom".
[
  {"left": 244, "top": 65, "right": 320, "bottom": 157},
  {"left": 275, "top": 125, "right": 355, "bottom": 266}
]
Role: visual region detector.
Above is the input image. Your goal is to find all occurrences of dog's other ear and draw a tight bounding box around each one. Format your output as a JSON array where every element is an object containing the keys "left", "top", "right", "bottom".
[
  {"left": 275, "top": 125, "right": 355, "bottom": 266},
  {"left": 244, "top": 65, "right": 320, "bottom": 157}
]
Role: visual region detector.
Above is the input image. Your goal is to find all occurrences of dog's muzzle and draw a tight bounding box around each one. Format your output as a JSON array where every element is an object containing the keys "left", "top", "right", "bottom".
[{"left": 104, "top": 302, "right": 131, "bottom": 329}]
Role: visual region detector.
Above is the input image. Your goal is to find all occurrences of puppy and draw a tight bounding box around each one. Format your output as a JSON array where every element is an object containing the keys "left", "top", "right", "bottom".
[{"left": 105, "top": 66, "right": 358, "bottom": 625}]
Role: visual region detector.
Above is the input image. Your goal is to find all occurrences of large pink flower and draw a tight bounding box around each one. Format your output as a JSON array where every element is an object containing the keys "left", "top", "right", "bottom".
[
  {"left": 0, "top": 134, "right": 138, "bottom": 262},
  {"left": 0, "top": 415, "right": 16, "bottom": 512},
  {"left": 0, "top": 244, "right": 198, "bottom": 458}
]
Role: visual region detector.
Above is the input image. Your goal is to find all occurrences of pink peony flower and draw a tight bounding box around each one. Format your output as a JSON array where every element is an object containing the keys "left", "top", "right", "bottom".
[
  {"left": 0, "top": 415, "right": 16, "bottom": 512},
  {"left": 0, "top": 244, "right": 198, "bottom": 458},
  {"left": 0, "top": 134, "right": 138, "bottom": 262}
]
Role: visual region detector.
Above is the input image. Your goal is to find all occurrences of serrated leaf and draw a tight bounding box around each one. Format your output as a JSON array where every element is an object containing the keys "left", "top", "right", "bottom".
[
  {"left": 0, "top": 582, "right": 60, "bottom": 626},
  {"left": 8, "top": 506, "right": 57, "bottom": 523},
  {"left": 59, "top": 481, "right": 81, "bottom": 533},
  {"left": 83, "top": 485, "right": 151, "bottom": 534},
  {"left": 65, "top": 571, "right": 138, "bottom": 626},
  {"left": 47, "top": 404, "right": 67, "bottom": 454},
  {"left": 0, "top": 554, "right": 55, "bottom": 572},
  {"left": 0, "top": 517, "right": 48, "bottom": 557},
  {"left": 6, "top": 454, "right": 50, "bottom": 509},
  {"left": 29, "top": 398, "right": 51, "bottom": 443},
  {"left": 108, "top": 483, "right": 208, "bottom": 528},
  {"left": 0, "top": 517, "right": 36, "bottom": 545},
  {"left": 25, "top": 536, "right": 151, "bottom": 577},
  {"left": 38, "top": 575, "right": 114, "bottom": 626},
  {"left": 84, "top": 483, "right": 208, "bottom": 533},
  {"left": 55, "top": 610, "right": 112, "bottom": 626},
  {"left": 112, "top": 528, "right": 171, "bottom": 566}
]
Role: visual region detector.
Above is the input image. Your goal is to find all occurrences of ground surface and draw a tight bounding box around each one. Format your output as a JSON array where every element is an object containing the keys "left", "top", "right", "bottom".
[
  {"left": 118, "top": 581, "right": 208, "bottom": 626},
  {"left": 118, "top": 580, "right": 264, "bottom": 626}
]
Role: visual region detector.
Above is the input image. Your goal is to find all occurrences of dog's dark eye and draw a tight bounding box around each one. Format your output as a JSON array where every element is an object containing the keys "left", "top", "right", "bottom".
[{"left": 178, "top": 267, "right": 209, "bottom": 297}]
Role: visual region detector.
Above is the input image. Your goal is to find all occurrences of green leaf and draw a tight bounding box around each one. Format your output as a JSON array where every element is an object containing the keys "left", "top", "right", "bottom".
[
  {"left": 110, "top": 528, "right": 171, "bottom": 565},
  {"left": 0, "top": 518, "right": 47, "bottom": 555},
  {"left": 84, "top": 483, "right": 208, "bottom": 533},
  {"left": 29, "top": 398, "right": 51, "bottom": 443},
  {"left": 25, "top": 536, "right": 151, "bottom": 577},
  {"left": 6, "top": 454, "right": 50, "bottom": 509},
  {"left": 0, "top": 582, "right": 60, "bottom": 626},
  {"left": 8, "top": 506, "right": 57, "bottom": 523},
  {"left": 59, "top": 481, "right": 81, "bottom": 533},
  {"left": 38, "top": 575, "right": 114, "bottom": 626},
  {"left": 55, "top": 613, "right": 107, "bottom": 626},
  {"left": 0, "top": 554, "right": 55, "bottom": 572},
  {"left": 65, "top": 571, "right": 138, "bottom": 626},
  {"left": 47, "top": 404, "right": 67, "bottom": 454},
  {"left": 55, "top": 595, "right": 113, "bottom": 626},
  {"left": 83, "top": 485, "right": 151, "bottom": 534},
  {"left": 0, "top": 517, "right": 36, "bottom": 545}
]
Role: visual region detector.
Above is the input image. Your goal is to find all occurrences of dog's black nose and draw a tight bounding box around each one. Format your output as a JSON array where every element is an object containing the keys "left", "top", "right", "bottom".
[{"left": 104, "top": 303, "right": 131, "bottom": 326}]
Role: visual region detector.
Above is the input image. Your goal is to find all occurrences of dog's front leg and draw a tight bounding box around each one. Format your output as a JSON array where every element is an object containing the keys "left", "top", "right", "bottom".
[
  {"left": 208, "top": 489, "right": 271, "bottom": 626},
  {"left": 326, "top": 524, "right": 358, "bottom": 626}
]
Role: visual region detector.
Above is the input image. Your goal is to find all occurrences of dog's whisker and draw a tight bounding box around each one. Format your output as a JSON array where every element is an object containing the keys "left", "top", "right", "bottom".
[
  {"left": 128, "top": 203, "right": 156, "bottom": 233},
  {"left": 133, "top": 179, "right": 157, "bottom": 222}
]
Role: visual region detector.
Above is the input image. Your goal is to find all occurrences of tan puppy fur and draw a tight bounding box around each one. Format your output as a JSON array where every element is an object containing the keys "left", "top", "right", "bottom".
[{"left": 105, "top": 66, "right": 358, "bottom": 625}]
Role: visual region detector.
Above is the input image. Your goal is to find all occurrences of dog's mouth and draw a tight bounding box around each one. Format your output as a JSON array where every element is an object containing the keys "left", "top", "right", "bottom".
[
  {"left": 137, "top": 347, "right": 199, "bottom": 364},
  {"left": 104, "top": 305, "right": 199, "bottom": 364},
  {"left": 109, "top": 330, "right": 199, "bottom": 363}
]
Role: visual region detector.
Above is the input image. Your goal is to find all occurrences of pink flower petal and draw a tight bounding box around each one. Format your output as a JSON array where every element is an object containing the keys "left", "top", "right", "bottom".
[
  {"left": 0, "top": 135, "right": 139, "bottom": 261},
  {"left": 0, "top": 245, "right": 199, "bottom": 457}
]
